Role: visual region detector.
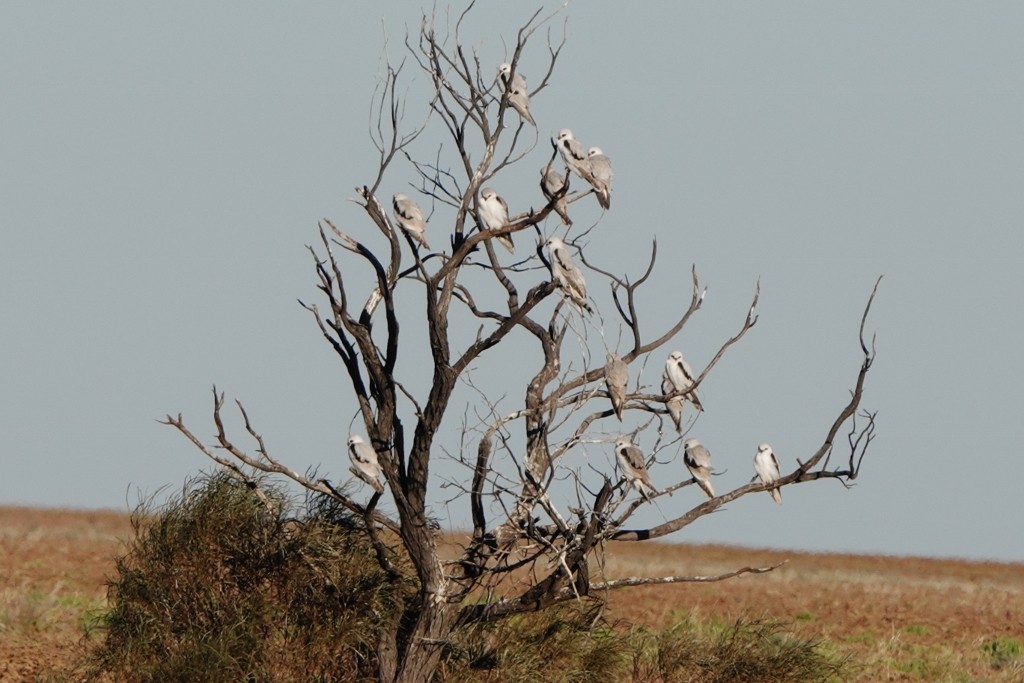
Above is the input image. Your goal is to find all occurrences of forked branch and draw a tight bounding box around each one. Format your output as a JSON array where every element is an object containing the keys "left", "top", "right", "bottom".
[{"left": 162, "top": 387, "right": 400, "bottom": 534}]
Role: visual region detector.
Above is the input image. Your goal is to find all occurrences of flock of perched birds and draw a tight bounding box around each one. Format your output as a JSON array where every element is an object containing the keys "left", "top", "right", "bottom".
[
  {"left": 609, "top": 352, "right": 784, "bottom": 504},
  {"left": 348, "top": 62, "right": 784, "bottom": 507},
  {"left": 390, "top": 63, "right": 612, "bottom": 316}
]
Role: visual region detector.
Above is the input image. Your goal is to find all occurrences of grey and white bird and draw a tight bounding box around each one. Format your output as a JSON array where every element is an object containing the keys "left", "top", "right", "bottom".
[
  {"left": 392, "top": 192, "right": 430, "bottom": 250},
  {"left": 604, "top": 353, "right": 629, "bottom": 421},
  {"left": 478, "top": 187, "right": 514, "bottom": 253},
  {"left": 545, "top": 236, "right": 591, "bottom": 314},
  {"left": 662, "top": 350, "right": 704, "bottom": 412},
  {"left": 540, "top": 161, "right": 572, "bottom": 225},
  {"left": 555, "top": 129, "right": 593, "bottom": 184},
  {"left": 615, "top": 435, "right": 658, "bottom": 498},
  {"left": 683, "top": 437, "right": 715, "bottom": 498},
  {"left": 586, "top": 146, "right": 613, "bottom": 210},
  {"left": 497, "top": 63, "right": 535, "bottom": 126},
  {"left": 665, "top": 395, "right": 686, "bottom": 433},
  {"left": 348, "top": 434, "right": 384, "bottom": 493},
  {"left": 754, "top": 443, "right": 783, "bottom": 505}
]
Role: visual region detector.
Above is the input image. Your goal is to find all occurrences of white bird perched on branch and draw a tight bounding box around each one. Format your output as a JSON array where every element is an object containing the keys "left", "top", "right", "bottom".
[
  {"left": 392, "top": 192, "right": 430, "bottom": 250},
  {"left": 683, "top": 437, "right": 715, "bottom": 498},
  {"left": 586, "top": 146, "right": 613, "bottom": 210},
  {"left": 754, "top": 443, "right": 783, "bottom": 505},
  {"left": 604, "top": 353, "right": 629, "bottom": 421},
  {"left": 540, "top": 161, "right": 572, "bottom": 226},
  {"left": 478, "top": 187, "right": 514, "bottom": 253},
  {"left": 663, "top": 350, "right": 704, "bottom": 412},
  {"left": 348, "top": 434, "right": 384, "bottom": 493},
  {"left": 615, "top": 435, "right": 658, "bottom": 499},
  {"left": 496, "top": 62, "right": 535, "bottom": 126},
  {"left": 544, "top": 236, "right": 591, "bottom": 314},
  {"left": 555, "top": 129, "right": 593, "bottom": 184}
]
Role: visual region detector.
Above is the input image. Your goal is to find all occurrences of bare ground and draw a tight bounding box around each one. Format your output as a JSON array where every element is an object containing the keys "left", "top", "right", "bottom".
[{"left": 2, "top": 507, "right": 1021, "bottom": 682}]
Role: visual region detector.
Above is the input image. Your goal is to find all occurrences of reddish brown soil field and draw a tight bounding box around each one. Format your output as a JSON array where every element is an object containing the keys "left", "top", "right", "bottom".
[
  {"left": 0, "top": 507, "right": 132, "bottom": 682},
  {"left": 600, "top": 541, "right": 1024, "bottom": 679},
  {"left": 2, "top": 507, "right": 1022, "bottom": 681}
]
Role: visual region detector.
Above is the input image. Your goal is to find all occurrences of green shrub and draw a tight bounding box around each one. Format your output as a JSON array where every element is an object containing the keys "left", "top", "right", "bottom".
[
  {"left": 65, "top": 472, "right": 412, "bottom": 683},
  {"left": 439, "top": 602, "right": 629, "bottom": 683}
]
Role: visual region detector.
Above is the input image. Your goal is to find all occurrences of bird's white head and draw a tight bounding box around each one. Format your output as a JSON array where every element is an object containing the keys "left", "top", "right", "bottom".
[
  {"left": 393, "top": 192, "right": 408, "bottom": 203},
  {"left": 669, "top": 350, "right": 683, "bottom": 362},
  {"left": 481, "top": 187, "right": 496, "bottom": 201},
  {"left": 684, "top": 437, "right": 701, "bottom": 449},
  {"left": 588, "top": 147, "right": 604, "bottom": 157},
  {"left": 757, "top": 443, "right": 773, "bottom": 454},
  {"left": 348, "top": 434, "right": 365, "bottom": 447},
  {"left": 557, "top": 129, "right": 574, "bottom": 142},
  {"left": 545, "top": 236, "right": 564, "bottom": 250},
  {"left": 614, "top": 435, "right": 631, "bottom": 451},
  {"left": 498, "top": 62, "right": 511, "bottom": 75}
]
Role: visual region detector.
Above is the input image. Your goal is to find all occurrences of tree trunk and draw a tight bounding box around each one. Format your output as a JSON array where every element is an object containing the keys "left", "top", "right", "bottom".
[{"left": 390, "top": 596, "right": 456, "bottom": 683}]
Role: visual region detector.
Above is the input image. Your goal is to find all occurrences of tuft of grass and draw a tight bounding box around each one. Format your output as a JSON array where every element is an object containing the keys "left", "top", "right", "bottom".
[
  {"left": 842, "top": 632, "right": 877, "bottom": 645},
  {"left": 0, "top": 591, "right": 51, "bottom": 632},
  {"left": 0, "top": 588, "right": 102, "bottom": 635},
  {"left": 440, "top": 602, "right": 630, "bottom": 683},
  {"left": 632, "top": 613, "right": 851, "bottom": 683},
  {"left": 903, "top": 624, "right": 929, "bottom": 636},
  {"left": 858, "top": 632, "right": 1024, "bottom": 683},
  {"left": 984, "top": 637, "right": 1024, "bottom": 670},
  {"left": 895, "top": 655, "right": 943, "bottom": 679}
]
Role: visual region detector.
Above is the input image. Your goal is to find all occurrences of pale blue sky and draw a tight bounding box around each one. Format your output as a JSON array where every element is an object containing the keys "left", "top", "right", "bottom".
[{"left": 2, "top": 2, "right": 1022, "bottom": 562}]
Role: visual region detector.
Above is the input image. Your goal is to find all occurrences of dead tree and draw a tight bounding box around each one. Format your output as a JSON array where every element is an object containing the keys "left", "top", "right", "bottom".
[{"left": 164, "top": 6, "right": 878, "bottom": 683}]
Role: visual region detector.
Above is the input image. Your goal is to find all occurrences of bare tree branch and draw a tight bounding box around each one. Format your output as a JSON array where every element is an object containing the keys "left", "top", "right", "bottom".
[
  {"left": 162, "top": 390, "right": 400, "bottom": 534},
  {"left": 592, "top": 561, "right": 788, "bottom": 591}
]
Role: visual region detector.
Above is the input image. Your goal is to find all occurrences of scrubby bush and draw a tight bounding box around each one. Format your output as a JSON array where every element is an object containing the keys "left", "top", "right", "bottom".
[
  {"left": 438, "top": 603, "right": 629, "bottom": 683},
  {"left": 67, "top": 472, "right": 413, "bottom": 683}
]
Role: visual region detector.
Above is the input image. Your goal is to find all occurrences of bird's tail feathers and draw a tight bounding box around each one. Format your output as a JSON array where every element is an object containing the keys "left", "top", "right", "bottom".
[
  {"left": 350, "top": 466, "right": 385, "bottom": 493},
  {"left": 555, "top": 201, "right": 572, "bottom": 226},
  {"left": 402, "top": 228, "right": 430, "bottom": 250},
  {"left": 496, "top": 233, "right": 515, "bottom": 253}
]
